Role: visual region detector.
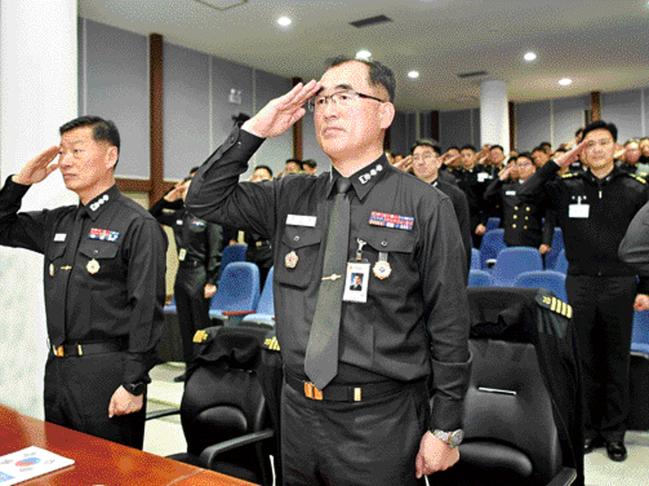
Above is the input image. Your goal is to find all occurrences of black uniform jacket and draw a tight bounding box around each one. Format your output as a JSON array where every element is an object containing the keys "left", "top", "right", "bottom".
[
  {"left": 186, "top": 126, "right": 471, "bottom": 430},
  {"left": 150, "top": 198, "right": 222, "bottom": 283},
  {"left": 619, "top": 198, "right": 649, "bottom": 279},
  {"left": 518, "top": 161, "right": 649, "bottom": 290},
  {"left": 432, "top": 178, "right": 472, "bottom": 274},
  {"left": 484, "top": 178, "right": 553, "bottom": 248},
  {"left": 0, "top": 179, "right": 167, "bottom": 384}
]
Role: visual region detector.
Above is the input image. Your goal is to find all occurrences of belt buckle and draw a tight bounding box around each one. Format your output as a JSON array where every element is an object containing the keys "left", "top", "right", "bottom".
[
  {"left": 52, "top": 345, "right": 64, "bottom": 358},
  {"left": 303, "top": 381, "right": 323, "bottom": 401}
]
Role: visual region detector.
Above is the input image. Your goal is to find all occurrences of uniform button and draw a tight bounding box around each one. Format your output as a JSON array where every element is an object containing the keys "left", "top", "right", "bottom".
[
  {"left": 514, "top": 206, "right": 519, "bottom": 210},
  {"left": 526, "top": 207, "right": 531, "bottom": 212},
  {"left": 512, "top": 224, "right": 517, "bottom": 229},
  {"left": 525, "top": 216, "right": 529, "bottom": 221},
  {"left": 513, "top": 215, "right": 518, "bottom": 220},
  {"left": 293, "top": 235, "right": 300, "bottom": 242},
  {"left": 524, "top": 225, "right": 528, "bottom": 230},
  {"left": 380, "top": 240, "right": 388, "bottom": 247},
  {"left": 94, "top": 249, "right": 99, "bottom": 255}
]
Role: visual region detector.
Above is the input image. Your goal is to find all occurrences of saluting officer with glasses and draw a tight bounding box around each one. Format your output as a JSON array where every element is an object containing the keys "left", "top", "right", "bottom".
[
  {"left": 518, "top": 120, "right": 649, "bottom": 462},
  {"left": 484, "top": 152, "right": 555, "bottom": 251},
  {"left": 186, "top": 57, "right": 470, "bottom": 485}
]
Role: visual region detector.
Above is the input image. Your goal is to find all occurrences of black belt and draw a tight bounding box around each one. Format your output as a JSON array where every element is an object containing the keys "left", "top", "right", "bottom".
[
  {"left": 50, "top": 340, "right": 125, "bottom": 358},
  {"left": 284, "top": 369, "right": 412, "bottom": 402},
  {"left": 179, "top": 258, "right": 203, "bottom": 268}
]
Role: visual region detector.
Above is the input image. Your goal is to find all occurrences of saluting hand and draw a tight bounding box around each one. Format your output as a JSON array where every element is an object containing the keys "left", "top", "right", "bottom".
[
  {"left": 554, "top": 140, "right": 587, "bottom": 168},
  {"left": 12, "top": 145, "right": 60, "bottom": 186},
  {"left": 394, "top": 155, "right": 413, "bottom": 172},
  {"left": 242, "top": 80, "right": 321, "bottom": 139},
  {"left": 108, "top": 385, "right": 144, "bottom": 418},
  {"left": 415, "top": 431, "right": 460, "bottom": 479}
]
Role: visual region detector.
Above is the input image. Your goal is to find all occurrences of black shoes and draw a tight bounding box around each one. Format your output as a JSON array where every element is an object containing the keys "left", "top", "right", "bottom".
[
  {"left": 606, "top": 441, "right": 627, "bottom": 462},
  {"left": 584, "top": 436, "right": 604, "bottom": 454}
]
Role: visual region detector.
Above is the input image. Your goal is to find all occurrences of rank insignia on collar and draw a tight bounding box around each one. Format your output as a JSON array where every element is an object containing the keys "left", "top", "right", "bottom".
[
  {"left": 87, "top": 258, "right": 100, "bottom": 275},
  {"left": 368, "top": 211, "right": 414, "bottom": 231},
  {"left": 285, "top": 250, "right": 299, "bottom": 269},
  {"left": 88, "top": 228, "right": 120, "bottom": 242}
]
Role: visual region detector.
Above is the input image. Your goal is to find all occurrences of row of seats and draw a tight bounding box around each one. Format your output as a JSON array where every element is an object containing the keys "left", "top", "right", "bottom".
[
  {"left": 469, "top": 269, "right": 568, "bottom": 301},
  {"left": 478, "top": 227, "right": 566, "bottom": 271}
]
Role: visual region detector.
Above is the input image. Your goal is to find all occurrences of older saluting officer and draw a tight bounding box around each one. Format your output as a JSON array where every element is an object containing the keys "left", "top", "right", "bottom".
[
  {"left": 186, "top": 57, "right": 470, "bottom": 485},
  {"left": 0, "top": 116, "right": 167, "bottom": 448}
]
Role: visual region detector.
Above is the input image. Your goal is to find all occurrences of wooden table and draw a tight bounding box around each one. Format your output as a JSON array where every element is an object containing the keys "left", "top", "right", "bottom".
[{"left": 0, "top": 405, "right": 256, "bottom": 485}]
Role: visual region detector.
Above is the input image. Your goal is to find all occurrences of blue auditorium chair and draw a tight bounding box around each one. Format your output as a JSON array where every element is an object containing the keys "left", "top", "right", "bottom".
[
  {"left": 514, "top": 270, "right": 567, "bottom": 302},
  {"left": 218, "top": 243, "right": 248, "bottom": 283},
  {"left": 479, "top": 229, "right": 506, "bottom": 269},
  {"left": 491, "top": 247, "right": 543, "bottom": 287},
  {"left": 553, "top": 249, "right": 568, "bottom": 274},
  {"left": 629, "top": 311, "right": 649, "bottom": 430},
  {"left": 468, "top": 269, "right": 493, "bottom": 288},
  {"left": 471, "top": 248, "right": 481, "bottom": 270},
  {"left": 544, "top": 227, "right": 564, "bottom": 270},
  {"left": 486, "top": 217, "right": 501, "bottom": 231},
  {"left": 632, "top": 310, "right": 649, "bottom": 355},
  {"left": 209, "top": 262, "right": 260, "bottom": 324},
  {"left": 242, "top": 267, "right": 275, "bottom": 328}
]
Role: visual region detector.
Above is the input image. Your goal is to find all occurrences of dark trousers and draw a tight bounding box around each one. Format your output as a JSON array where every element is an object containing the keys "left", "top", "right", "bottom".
[
  {"left": 44, "top": 351, "right": 146, "bottom": 448},
  {"left": 174, "top": 266, "right": 211, "bottom": 363},
  {"left": 566, "top": 274, "right": 636, "bottom": 442},
  {"left": 280, "top": 379, "right": 428, "bottom": 486}
]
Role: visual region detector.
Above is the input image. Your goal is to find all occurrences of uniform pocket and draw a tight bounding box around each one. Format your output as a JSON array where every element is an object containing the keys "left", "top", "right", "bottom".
[{"left": 274, "top": 225, "right": 322, "bottom": 289}]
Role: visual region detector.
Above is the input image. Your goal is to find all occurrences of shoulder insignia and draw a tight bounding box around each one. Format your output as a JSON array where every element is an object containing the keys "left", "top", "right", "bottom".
[
  {"left": 629, "top": 173, "right": 647, "bottom": 185},
  {"left": 263, "top": 336, "right": 281, "bottom": 352},
  {"left": 560, "top": 173, "right": 576, "bottom": 179},
  {"left": 192, "top": 329, "right": 209, "bottom": 344},
  {"left": 537, "top": 294, "right": 572, "bottom": 319}
]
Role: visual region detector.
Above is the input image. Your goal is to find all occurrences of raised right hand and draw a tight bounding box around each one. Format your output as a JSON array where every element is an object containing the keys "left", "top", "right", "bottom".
[
  {"left": 12, "top": 146, "right": 60, "bottom": 185},
  {"left": 554, "top": 140, "right": 587, "bottom": 168},
  {"left": 242, "top": 80, "right": 321, "bottom": 139}
]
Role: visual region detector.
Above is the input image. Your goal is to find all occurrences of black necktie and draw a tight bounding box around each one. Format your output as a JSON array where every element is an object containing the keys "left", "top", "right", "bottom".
[{"left": 304, "top": 176, "right": 352, "bottom": 389}]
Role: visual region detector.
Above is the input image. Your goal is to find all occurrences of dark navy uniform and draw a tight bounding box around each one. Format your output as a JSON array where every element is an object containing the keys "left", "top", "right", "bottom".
[
  {"left": 186, "top": 127, "right": 471, "bottom": 485},
  {"left": 244, "top": 231, "right": 273, "bottom": 285},
  {"left": 455, "top": 168, "right": 487, "bottom": 247},
  {"left": 150, "top": 197, "right": 223, "bottom": 363},
  {"left": 484, "top": 178, "right": 553, "bottom": 248},
  {"left": 0, "top": 179, "right": 167, "bottom": 448},
  {"left": 432, "top": 178, "right": 472, "bottom": 278},
  {"left": 519, "top": 161, "right": 649, "bottom": 443}
]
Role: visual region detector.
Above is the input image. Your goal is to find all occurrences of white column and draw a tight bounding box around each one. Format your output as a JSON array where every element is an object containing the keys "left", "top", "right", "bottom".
[
  {"left": 0, "top": 0, "right": 78, "bottom": 417},
  {"left": 480, "top": 80, "right": 510, "bottom": 153}
]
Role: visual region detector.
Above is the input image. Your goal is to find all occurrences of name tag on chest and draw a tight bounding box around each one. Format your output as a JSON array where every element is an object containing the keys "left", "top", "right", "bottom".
[
  {"left": 568, "top": 204, "right": 589, "bottom": 218},
  {"left": 505, "top": 190, "right": 517, "bottom": 197},
  {"left": 286, "top": 214, "right": 317, "bottom": 227}
]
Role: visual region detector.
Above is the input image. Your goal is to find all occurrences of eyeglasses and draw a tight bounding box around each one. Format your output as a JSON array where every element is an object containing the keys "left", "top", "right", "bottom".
[
  {"left": 585, "top": 138, "right": 614, "bottom": 150},
  {"left": 516, "top": 161, "right": 533, "bottom": 167},
  {"left": 308, "top": 89, "right": 385, "bottom": 112}
]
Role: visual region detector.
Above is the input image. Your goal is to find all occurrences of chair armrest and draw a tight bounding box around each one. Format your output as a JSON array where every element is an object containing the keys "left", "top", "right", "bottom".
[
  {"left": 221, "top": 310, "right": 255, "bottom": 317},
  {"left": 546, "top": 467, "right": 577, "bottom": 486},
  {"left": 145, "top": 407, "right": 180, "bottom": 421},
  {"left": 199, "top": 429, "right": 275, "bottom": 469}
]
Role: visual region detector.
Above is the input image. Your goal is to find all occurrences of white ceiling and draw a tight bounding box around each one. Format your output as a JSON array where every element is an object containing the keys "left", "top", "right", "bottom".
[{"left": 78, "top": 0, "right": 649, "bottom": 111}]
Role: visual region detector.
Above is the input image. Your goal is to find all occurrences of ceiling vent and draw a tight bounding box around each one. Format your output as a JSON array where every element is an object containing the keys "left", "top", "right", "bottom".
[
  {"left": 193, "top": 0, "right": 247, "bottom": 11},
  {"left": 456, "top": 70, "right": 488, "bottom": 79},
  {"left": 350, "top": 15, "right": 392, "bottom": 28}
]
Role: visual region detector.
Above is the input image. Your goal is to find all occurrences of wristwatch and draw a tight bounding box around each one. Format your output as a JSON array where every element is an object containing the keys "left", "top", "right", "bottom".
[
  {"left": 123, "top": 382, "right": 145, "bottom": 396},
  {"left": 432, "top": 429, "right": 464, "bottom": 448}
]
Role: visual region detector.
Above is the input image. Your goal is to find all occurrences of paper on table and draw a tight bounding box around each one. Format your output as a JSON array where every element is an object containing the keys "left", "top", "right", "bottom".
[{"left": 0, "top": 446, "right": 74, "bottom": 485}]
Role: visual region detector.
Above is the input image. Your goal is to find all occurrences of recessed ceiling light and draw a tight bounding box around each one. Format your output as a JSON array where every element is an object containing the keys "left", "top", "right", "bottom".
[
  {"left": 558, "top": 78, "right": 573, "bottom": 86},
  {"left": 408, "top": 70, "right": 420, "bottom": 79},
  {"left": 523, "top": 51, "right": 537, "bottom": 62},
  {"left": 355, "top": 49, "right": 372, "bottom": 61},
  {"left": 277, "top": 16, "right": 292, "bottom": 27}
]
